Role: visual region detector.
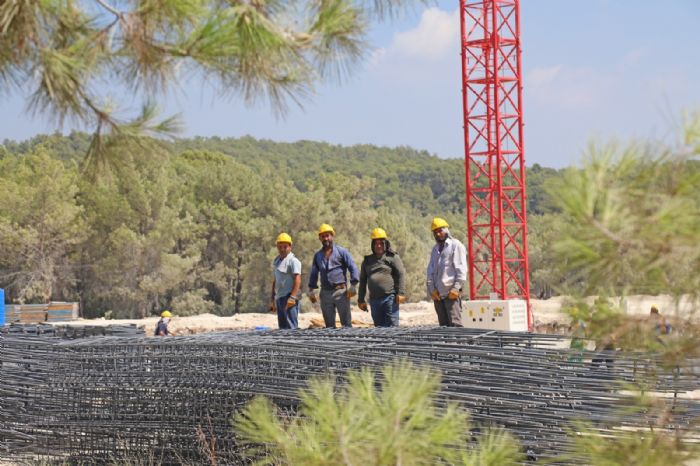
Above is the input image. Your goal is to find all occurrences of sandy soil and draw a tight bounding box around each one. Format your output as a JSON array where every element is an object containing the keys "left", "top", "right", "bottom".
[{"left": 59, "top": 294, "right": 698, "bottom": 335}]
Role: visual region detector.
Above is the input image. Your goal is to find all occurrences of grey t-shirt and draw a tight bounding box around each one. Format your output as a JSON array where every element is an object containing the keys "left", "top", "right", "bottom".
[{"left": 273, "top": 252, "right": 302, "bottom": 299}]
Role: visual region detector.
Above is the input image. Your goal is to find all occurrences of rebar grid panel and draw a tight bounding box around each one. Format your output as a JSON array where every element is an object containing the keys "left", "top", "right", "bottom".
[
  {"left": 1, "top": 328, "right": 698, "bottom": 465},
  {"left": 1, "top": 323, "right": 145, "bottom": 339}
]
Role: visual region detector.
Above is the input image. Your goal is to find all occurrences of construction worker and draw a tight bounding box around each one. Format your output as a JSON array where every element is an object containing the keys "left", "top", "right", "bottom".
[
  {"left": 154, "top": 310, "right": 172, "bottom": 336},
  {"left": 358, "top": 228, "right": 406, "bottom": 327},
  {"left": 270, "top": 233, "right": 302, "bottom": 329},
  {"left": 308, "top": 224, "right": 359, "bottom": 328},
  {"left": 426, "top": 218, "right": 467, "bottom": 327}
]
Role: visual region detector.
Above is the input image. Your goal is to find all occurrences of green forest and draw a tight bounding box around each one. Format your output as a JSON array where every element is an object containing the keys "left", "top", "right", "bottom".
[{"left": 0, "top": 132, "right": 697, "bottom": 318}]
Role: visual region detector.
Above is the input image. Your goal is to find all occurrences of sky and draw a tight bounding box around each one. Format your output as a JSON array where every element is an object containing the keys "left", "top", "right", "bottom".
[{"left": 1, "top": 0, "right": 699, "bottom": 168}]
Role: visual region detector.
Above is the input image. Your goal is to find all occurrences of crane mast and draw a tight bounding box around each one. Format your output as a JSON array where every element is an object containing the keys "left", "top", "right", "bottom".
[{"left": 460, "top": 0, "right": 531, "bottom": 328}]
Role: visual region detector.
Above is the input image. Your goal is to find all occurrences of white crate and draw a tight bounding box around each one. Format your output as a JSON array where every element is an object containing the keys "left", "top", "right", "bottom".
[{"left": 462, "top": 299, "right": 528, "bottom": 332}]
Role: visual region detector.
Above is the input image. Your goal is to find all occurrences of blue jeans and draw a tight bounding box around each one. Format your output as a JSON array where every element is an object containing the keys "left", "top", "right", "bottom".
[
  {"left": 276, "top": 294, "right": 299, "bottom": 329},
  {"left": 369, "top": 294, "right": 399, "bottom": 327}
]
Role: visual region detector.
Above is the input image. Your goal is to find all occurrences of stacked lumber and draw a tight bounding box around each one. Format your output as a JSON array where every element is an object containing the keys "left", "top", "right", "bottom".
[
  {"left": 6, "top": 302, "right": 79, "bottom": 323},
  {"left": 47, "top": 302, "right": 79, "bottom": 322}
]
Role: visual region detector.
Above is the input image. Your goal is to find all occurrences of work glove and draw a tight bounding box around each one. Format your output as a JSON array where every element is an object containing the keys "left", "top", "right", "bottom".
[
  {"left": 447, "top": 288, "right": 461, "bottom": 301},
  {"left": 431, "top": 289, "right": 441, "bottom": 301},
  {"left": 286, "top": 296, "right": 298, "bottom": 310},
  {"left": 308, "top": 291, "right": 318, "bottom": 304},
  {"left": 269, "top": 301, "right": 276, "bottom": 313},
  {"left": 346, "top": 285, "right": 357, "bottom": 299},
  {"left": 396, "top": 295, "right": 407, "bottom": 305},
  {"left": 358, "top": 302, "right": 368, "bottom": 312}
]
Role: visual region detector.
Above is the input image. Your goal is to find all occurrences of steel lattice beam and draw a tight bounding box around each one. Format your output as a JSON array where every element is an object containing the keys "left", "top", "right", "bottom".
[{"left": 460, "top": 0, "right": 531, "bottom": 328}]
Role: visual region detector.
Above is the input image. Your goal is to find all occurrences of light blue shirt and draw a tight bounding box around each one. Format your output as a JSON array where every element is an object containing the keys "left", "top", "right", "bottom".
[
  {"left": 273, "top": 252, "right": 302, "bottom": 299},
  {"left": 426, "top": 237, "right": 468, "bottom": 298}
]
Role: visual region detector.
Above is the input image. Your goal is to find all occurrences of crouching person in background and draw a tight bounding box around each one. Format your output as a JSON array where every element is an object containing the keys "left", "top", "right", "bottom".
[
  {"left": 271, "top": 233, "right": 302, "bottom": 329},
  {"left": 154, "top": 310, "right": 172, "bottom": 336}
]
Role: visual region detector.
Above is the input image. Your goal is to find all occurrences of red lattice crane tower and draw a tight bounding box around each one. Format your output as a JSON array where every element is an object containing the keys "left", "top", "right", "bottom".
[{"left": 459, "top": 0, "right": 532, "bottom": 328}]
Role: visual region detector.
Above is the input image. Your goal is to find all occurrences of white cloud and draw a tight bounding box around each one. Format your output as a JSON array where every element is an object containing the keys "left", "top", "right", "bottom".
[
  {"left": 525, "top": 65, "right": 615, "bottom": 110},
  {"left": 621, "top": 48, "right": 646, "bottom": 66},
  {"left": 384, "top": 8, "right": 460, "bottom": 62},
  {"left": 366, "top": 47, "right": 387, "bottom": 69},
  {"left": 527, "top": 65, "right": 562, "bottom": 87}
]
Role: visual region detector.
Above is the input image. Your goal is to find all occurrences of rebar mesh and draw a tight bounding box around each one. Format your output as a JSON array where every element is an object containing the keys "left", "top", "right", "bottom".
[{"left": 1, "top": 327, "right": 698, "bottom": 464}]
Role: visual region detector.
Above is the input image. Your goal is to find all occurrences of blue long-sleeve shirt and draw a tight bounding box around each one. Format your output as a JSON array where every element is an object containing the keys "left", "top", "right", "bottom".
[{"left": 308, "top": 245, "right": 359, "bottom": 290}]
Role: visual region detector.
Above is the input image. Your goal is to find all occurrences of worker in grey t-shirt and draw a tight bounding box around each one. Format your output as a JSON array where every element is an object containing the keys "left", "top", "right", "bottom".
[{"left": 271, "top": 233, "right": 302, "bottom": 329}]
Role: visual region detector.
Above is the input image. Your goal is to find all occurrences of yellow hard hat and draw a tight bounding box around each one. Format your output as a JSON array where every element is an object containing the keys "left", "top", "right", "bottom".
[
  {"left": 431, "top": 217, "right": 449, "bottom": 231},
  {"left": 276, "top": 232, "right": 293, "bottom": 245},
  {"left": 161, "top": 310, "right": 172, "bottom": 318},
  {"left": 371, "top": 227, "right": 388, "bottom": 240},
  {"left": 318, "top": 223, "right": 335, "bottom": 235}
]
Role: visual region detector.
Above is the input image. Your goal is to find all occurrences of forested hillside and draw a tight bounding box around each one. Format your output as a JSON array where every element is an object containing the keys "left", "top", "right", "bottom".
[{"left": 0, "top": 132, "right": 572, "bottom": 318}]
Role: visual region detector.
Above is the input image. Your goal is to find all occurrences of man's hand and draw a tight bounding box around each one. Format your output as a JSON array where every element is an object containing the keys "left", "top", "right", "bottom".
[
  {"left": 308, "top": 291, "right": 317, "bottom": 304},
  {"left": 447, "top": 288, "right": 461, "bottom": 301},
  {"left": 431, "top": 289, "right": 441, "bottom": 301},
  {"left": 286, "top": 297, "right": 298, "bottom": 310},
  {"left": 269, "top": 301, "right": 276, "bottom": 313},
  {"left": 396, "top": 295, "right": 407, "bottom": 305},
  {"left": 358, "top": 302, "right": 368, "bottom": 312},
  {"left": 346, "top": 285, "right": 357, "bottom": 299}
]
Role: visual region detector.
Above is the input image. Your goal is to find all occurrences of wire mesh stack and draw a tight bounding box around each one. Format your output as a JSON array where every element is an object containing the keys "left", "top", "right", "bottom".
[
  {"left": 1, "top": 327, "right": 698, "bottom": 464},
  {"left": 0, "top": 323, "right": 145, "bottom": 339}
]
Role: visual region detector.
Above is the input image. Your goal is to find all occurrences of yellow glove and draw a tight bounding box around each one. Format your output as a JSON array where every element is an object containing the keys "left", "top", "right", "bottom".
[
  {"left": 447, "top": 289, "right": 461, "bottom": 300},
  {"left": 286, "top": 297, "right": 298, "bottom": 310},
  {"left": 358, "top": 302, "right": 368, "bottom": 312},
  {"left": 431, "top": 289, "right": 441, "bottom": 301},
  {"left": 308, "top": 292, "right": 317, "bottom": 304},
  {"left": 396, "top": 295, "right": 407, "bottom": 304},
  {"left": 346, "top": 285, "right": 357, "bottom": 299}
]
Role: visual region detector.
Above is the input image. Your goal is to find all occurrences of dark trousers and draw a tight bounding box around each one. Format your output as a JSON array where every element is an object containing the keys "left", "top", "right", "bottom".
[
  {"left": 434, "top": 297, "right": 463, "bottom": 327},
  {"left": 276, "top": 294, "right": 299, "bottom": 329},
  {"left": 369, "top": 294, "right": 399, "bottom": 327}
]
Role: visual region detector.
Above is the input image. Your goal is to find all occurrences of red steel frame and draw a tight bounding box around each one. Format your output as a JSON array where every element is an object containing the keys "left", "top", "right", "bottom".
[{"left": 459, "top": 0, "right": 531, "bottom": 328}]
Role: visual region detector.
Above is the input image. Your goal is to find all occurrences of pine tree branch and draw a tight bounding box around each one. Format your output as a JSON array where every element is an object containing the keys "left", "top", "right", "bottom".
[{"left": 93, "top": 0, "right": 123, "bottom": 19}]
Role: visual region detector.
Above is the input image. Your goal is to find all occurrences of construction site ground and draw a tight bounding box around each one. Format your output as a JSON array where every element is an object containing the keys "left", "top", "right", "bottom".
[{"left": 62, "top": 294, "right": 698, "bottom": 335}]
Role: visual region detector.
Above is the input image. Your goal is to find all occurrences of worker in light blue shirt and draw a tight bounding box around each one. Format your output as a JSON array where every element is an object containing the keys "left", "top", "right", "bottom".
[
  {"left": 307, "top": 224, "right": 359, "bottom": 328},
  {"left": 270, "top": 233, "right": 302, "bottom": 329},
  {"left": 426, "top": 217, "right": 467, "bottom": 327}
]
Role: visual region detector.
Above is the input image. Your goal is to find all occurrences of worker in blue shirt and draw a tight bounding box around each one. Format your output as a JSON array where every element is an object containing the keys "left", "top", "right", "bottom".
[
  {"left": 270, "top": 233, "right": 302, "bottom": 329},
  {"left": 307, "top": 224, "right": 360, "bottom": 328}
]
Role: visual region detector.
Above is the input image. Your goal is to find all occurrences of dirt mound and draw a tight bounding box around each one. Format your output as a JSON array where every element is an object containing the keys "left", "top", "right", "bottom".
[{"left": 54, "top": 295, "right": 698, "bottom": 335}]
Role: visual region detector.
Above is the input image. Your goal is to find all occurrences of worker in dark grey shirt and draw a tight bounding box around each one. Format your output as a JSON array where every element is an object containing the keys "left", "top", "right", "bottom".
[{"left": 357, "top": 228, "right": 406, "bottom": 327}]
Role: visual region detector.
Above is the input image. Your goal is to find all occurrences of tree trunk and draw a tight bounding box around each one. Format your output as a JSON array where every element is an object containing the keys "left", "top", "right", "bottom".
[{"left": 233, "top": 240, "right": 244, "bottom": 314}]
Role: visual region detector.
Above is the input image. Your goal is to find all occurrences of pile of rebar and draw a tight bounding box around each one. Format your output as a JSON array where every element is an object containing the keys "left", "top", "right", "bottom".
[
  {"left": 1, "top": 327, "right": 698, "bottom": 464},
  {"left": 0, "top": 323, "right": 145, "bottom": 338}
]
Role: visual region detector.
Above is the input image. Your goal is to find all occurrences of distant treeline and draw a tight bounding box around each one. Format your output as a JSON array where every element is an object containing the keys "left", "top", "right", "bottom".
[{"left": 0, "top": 132, "right": 569, "bottom": 318}]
